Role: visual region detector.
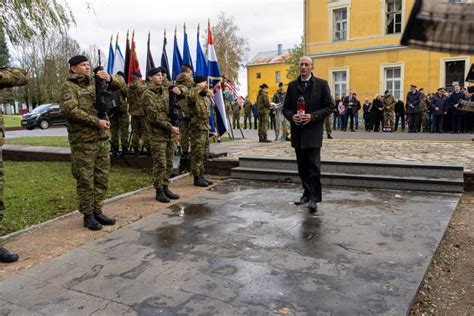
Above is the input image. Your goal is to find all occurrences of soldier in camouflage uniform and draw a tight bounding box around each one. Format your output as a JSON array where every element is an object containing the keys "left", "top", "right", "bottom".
[
  {"left": 257, "top": 83, "right": 271, "bottom": 142},
  {"left": 231, "top": 100, "right": 241, "bottom": 129},
  {"left": 109, "top": 71, "right": 130, "bottom": 155},
  {"left": 383, "top": 90, "right": 396, "bottom": 131},
  {"left": 188, "top": 76, "right": 215, "bottom": 187},
  {"left": 128, "top": 71, "right": 150, "bottom": 155},
  {"left": 0, "top": 67, "right": 29, "bottom": 263},
  {"left": 142, "top": 67, "right": 180, "bottom": 203},
  {"left": 60, "top": 55, "right": 123, "bottom": 231},
  {"left": 243, "top": 97, "right": 252, "bottom": 129},
  {"left": 175, "top": 64, "right": 193, "bottom": 158},
  {"left": 419, "top": 88, "right": 428, "bottom": 132}
]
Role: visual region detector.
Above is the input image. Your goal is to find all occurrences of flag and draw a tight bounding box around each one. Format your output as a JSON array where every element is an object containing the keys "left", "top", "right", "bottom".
[
  {"left": 161, "top": 29, "right": 171, "bottom": 80},
  {"left": 172, "top": 28, "right": 183, "bottom": 80},
  {"left": 146, "top": 32, "right": 155, "bottom": 81},
  {"left": 124, "top": 30, "right": 131, "bottom": 83},
  {"left": 127, "top": 31, "right": 142, "bottom": 84},
  {"left": 207, "top": 21, "right": 228, "bottom": 135},
  {"left": 106, "top": 35, "right": 114, "bottom": 73},
  {"left": 223, "top": 79, "right": 240, "bottom": 99},
  {"left": 182, "top": 23, "right": 194, "bottom": 74},
  {"left": 196, "top": 25, "right": 214, "bottom": 133},
  {"left": 112, "top": 33, "right": 125, "bottom": 74}
]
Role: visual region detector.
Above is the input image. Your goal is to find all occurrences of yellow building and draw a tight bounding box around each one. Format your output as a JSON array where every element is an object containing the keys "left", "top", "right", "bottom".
[
  {"left": 246, "top": 44, "right": 291, "bottom": 102},
  {"left": 304, "top": 0, "right": 474, "bottom": 100}
]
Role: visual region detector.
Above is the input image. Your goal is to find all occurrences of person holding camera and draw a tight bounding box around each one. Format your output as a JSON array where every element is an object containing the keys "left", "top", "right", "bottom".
[{"left": 60, "top": 55, "right": 125, "bottom": 231}]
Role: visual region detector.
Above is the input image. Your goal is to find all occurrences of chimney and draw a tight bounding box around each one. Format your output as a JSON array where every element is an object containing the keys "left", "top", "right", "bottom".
[{"left": 277, "top": 44, "right": 282, "bottom": 55}]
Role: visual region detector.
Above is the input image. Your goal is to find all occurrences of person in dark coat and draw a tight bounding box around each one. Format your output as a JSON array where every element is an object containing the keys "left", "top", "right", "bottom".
[
  {"left": 406, "top": 85, "right": 421, "bottom": 133},
  {"left": 447, "top": 83, "right": 465, "bottom": 133},
  {"left": 283, "top": 56, "right": 334, "bottom": 212},
  {"left": 362, "top": 98, "right": 372, "bottom": 131},
  {"left": 343, "top": 91, "right": 358, "bottom": 131},
  {"left": 394, "top": 98, "right": 405, "bottom": 131},
  {"left": 370, "top": 94, "right": 383, "bottom": 132},
  {"left": 430, "top": 88, "right": 448, "bottom": 133}
]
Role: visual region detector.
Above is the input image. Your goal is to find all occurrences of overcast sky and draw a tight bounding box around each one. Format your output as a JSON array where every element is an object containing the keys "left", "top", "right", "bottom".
[{"left": 66, "top": 0, "right": 303, "bottom": 94}]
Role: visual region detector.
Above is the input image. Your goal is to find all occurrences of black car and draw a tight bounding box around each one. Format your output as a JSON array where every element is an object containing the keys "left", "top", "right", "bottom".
[{"left": 21, "top": 103, "right": 66, "bottom": 130}]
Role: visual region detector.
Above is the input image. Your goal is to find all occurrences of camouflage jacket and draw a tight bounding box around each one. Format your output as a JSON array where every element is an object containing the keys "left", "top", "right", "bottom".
[
  {"left": 256, "top": 89, "right": 270, "bottom": 114},
  {"left": 0, "top": 67, "right": 30, "bottom": 145},
  {"left": 128, "top": 81, "right": 146, "bottom": 116},
  {"left": 383, "top": 94, "right": 396, "bottom": 112},
  {"left": 243, "top": 100, "right": 252, "bottom": 114},
  {"left": 175, "top": 73, "right": 193, "bottom": 117},
  {"left": 142, "top": 83, "right": 172, "bottom": 140},
  {"left": 188, "top": 85, "right": 212, "bottom": 130},
  {"left": 420, "top": 96, "right": 428, "bottom": 112},
  {"left": 60, "top": 73, "right": 124, "bottom": 144},
  {"left": 232, "top": 101, "right": 241, "bottom": 113}
]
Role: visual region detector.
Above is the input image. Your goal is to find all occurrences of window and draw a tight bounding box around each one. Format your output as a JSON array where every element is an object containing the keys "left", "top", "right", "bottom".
[
  {"left": 275, "top": 71, "right": 281, "bottom": 83},
  {"left": 386, "top": 0, "right": 402, "bottom": 34},
  {"left": 384, "top": 67, "right": 402, "bottom": 99},
  {"left": 332, "top": 71, "right": 347, "bottom": 98},
  {"left": 256, "top": 73, "right": 261, "bottom": 79},
  {"left": 333, "top": 8, "right": 347, "bottom": 41},
  {"left": 445, "top": 60, "right": 465, "bottom": 88}
]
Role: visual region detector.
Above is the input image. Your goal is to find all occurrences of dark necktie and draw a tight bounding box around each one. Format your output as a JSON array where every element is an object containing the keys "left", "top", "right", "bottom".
[{"left": 303, "top": 81, "right": 308, "bottom": 92}]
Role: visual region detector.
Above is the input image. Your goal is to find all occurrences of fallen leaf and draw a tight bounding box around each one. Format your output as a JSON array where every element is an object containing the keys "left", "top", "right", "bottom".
[{"left": 278, "top": 307, "right": 290, "bottom": 314}]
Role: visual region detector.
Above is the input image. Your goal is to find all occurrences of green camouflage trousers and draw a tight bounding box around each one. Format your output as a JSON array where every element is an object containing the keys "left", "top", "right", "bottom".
[
  {"left": 258, "top": 112, "right": 269, "bottom": 139},
  {"left": 130, "top": 115, "right": 150, "bottom": 148},
  {"left": 190, "top": 129, "right": 208, "bottom": 177},
  {"left": 151, "top": 138, "right": 176, "bottom": 189},
  {"left": 232, "top": 111, "right": 240, "bottom": 128},
  {"left": 325, "top": 114, "right": 332, "bottom": 134},
  {"left": 0, "top": 147, "right": 4, "bottom": 222},
  {"left": 110, "top": 112, "right": 129, "bottom": 150},
  {"left": 70, "top": 141, "right": 110, "bottom": 215},
  {"left": 421, "top": 111, "right": 427, "bottom": 131},
  {"left": 243, "top": 113, "right": 252, "bottom": 128},
  {"left": 180, "top": 118, "right": 191, "bottom": 154},
  {"left": 384, "top": 112, "right": 394, "bottom": 129}
]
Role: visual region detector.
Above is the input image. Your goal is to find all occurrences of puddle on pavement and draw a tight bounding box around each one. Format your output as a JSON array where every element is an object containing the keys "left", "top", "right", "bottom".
[
  {"left": 300, "top": 216, "right": 322, "bottom": 242},
  {"left": 167, "top": 203, "right": 213, "bottom": 217}
]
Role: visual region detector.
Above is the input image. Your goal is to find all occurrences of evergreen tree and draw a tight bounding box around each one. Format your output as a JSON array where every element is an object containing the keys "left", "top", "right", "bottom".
[
  {"left": 286, "top": 36, "right": 304, "bottom": 81},
  {"left": 0, "top": 28, "right": 10, "bottom": 66}
]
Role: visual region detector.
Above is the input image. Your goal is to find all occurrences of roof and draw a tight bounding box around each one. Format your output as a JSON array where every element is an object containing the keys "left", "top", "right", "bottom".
[{"left": 246, "top": 49, "right": 291, "bottom": 67}]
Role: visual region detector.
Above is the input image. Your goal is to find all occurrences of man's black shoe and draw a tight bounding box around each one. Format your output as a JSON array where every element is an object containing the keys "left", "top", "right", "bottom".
[
  {"left": 0, "top": 246, "right": 19, "bottom": 263},
  {"left": 163, "top": 185, "right": 180, "bottom": 199},
  {"left": 93, "top": 211, "right": 116, "bottom": 226},
  {"left": 84, "top": 213, "right": 102, "bottom": 231},
  {"left": 156, "top": 189, "right": 170, "bottom": 203},
  {"left": 194, "top": 176, "right": 208, "bottom": 187},
  {"left": 201, "top": 176, "right": 214, "bottom": 185},
  {"left": 308, "top": 200, "right": 318, "bottom": 212},
  {"left": 295, "top": 196, "right": 309, "bottom": 205}
]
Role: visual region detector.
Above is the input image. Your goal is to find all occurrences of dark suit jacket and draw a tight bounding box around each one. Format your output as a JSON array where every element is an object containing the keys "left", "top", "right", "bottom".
[
  {"left": 343, "top": 95, "right": 359, "bottom": 115},
  {"left": 283, "top": 75, "right": 335, "bottom": 149}
]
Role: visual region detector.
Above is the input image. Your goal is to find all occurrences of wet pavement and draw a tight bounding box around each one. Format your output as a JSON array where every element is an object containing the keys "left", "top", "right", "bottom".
[{"left": 0, "top": 180, "right": 460, "bottom": 315}]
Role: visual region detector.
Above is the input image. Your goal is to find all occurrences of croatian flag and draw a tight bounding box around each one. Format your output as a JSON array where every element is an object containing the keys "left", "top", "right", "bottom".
[
  {"left": 208, "top": 22, "right": 228, "bottom": 135},
  {"left": 196, "top": 26, "right": 215, "bottom": 134},
  {"left": 112, "top": 34, "right": 125, "bottom": 75}
]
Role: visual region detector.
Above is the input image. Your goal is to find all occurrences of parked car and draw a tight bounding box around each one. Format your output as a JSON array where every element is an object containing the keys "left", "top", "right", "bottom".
[{"left": 21, "top": 103, "right": 66, "bottom": 130}]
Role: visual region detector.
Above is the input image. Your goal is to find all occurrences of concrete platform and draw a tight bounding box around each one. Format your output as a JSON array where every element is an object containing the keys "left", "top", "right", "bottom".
[{"left": 0, "top": 180, "right": 460, "bottom": 315}]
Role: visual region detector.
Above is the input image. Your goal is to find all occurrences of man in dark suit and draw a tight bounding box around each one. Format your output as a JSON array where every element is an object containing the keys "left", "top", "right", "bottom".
[
  {"left": 283, "top": 56, "right": 335, "bottom": 212},
  {"left": 343, "top": 90, "right": 358, "bottom": 131}
]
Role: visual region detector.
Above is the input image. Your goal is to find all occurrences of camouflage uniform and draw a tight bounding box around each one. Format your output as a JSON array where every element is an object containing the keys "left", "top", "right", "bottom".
[
  {"left": 383, "top": 94, "right": 396, "bottom": 130},
  {"left": 232, "top": 102, "right": 241, "bottom": 129},
  {"left": 188, "top": 86, "right": 212, "bottom": 177},
  {"left": 109, "top": 84, "right": 129, "bottom": 151},
  {"left": 60, "top": 73, "right": 125, "bottom": 215},
  {"left": 142, "top": 82, "right": 176, "bottom": 189},
  {"left": 420, "top": 95, "right": 428, "bottom": 132},
  {"left": 175, "top": 73, "right": 193, "bottom": 154},
  {"left": 256, "top": 88, "right": 270, "bottom": 140},
  {"left": 0, "top": 68, "right": 29, "bottom": 222},
  {"left": 243, "top": 99, "right": 252, "bottom": 129},
  {"left": 271, "top": 90, "right": 288, "bottom": 140},
  {"left": 128, "top": 81, "right": 149, "bottom": 150}
]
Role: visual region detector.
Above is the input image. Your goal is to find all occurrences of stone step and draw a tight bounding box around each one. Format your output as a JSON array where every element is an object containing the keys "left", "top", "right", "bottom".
[
  {"left": 231, "top": 167, "right": 464, "bottom": 193},
  {"left": 238, "top": 156, "right": 464, "bottom": 180}
]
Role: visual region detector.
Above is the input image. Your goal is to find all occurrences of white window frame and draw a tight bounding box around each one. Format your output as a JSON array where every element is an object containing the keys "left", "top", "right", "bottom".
[
  {"left": 385, "top": 0, "right": 403, "bottom": 35},
  {"left": 380, "top": 0, "right": 407, "bottom": 36},
  {"left": 275, "top": 71, "right": 281, "bottom": 83},
  {"left": 329, "top": 67, "right": 350, "bottom": 98},
  {"left": 380, "top": 62, "right": 404, "bottom": 99},
  {"left": 328, "top": 0, "right": 351, "bottom": 42},
  {"left": 440, "top": 56, "right": 470, "bottom": 87}
]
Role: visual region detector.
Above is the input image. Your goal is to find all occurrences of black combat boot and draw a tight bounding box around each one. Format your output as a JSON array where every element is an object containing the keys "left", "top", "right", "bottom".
[
  {"left": 156, "top": 189, "right": 170, "bottom": 203},
  {"left": 0, "top": 246, "right": 19, "bottom": 263},
  {"left": 122, "top": 147, "right": 131, "bottom": 155},
  {"left": 146, "top": 146, "right": 152, "bottom": 157},
  {"left": 163, "top": 185, "right": 179, "bottom": 199},
  {"left": 84, "top": 213, "right": 102, "bottom": 231},
  {"left": 194, "top": 176, "right": 208, "bottom": 187},
  {"left": 261, "top": 138, "right": 272, "bottom": 143},
  {"left": 327, "top": 133, "right": 333, "bottom": 139},
  {"left": 133, "top": 147, "right": 140, "bottom": 156},
  {"left": 93, "top": 211, "right": 116, "bottom": 226},
  {"left": 201, "top": 176, "right": 214, "bottom": 185}
]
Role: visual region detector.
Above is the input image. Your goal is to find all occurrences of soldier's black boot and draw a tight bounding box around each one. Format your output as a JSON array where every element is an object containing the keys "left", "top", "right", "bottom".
[
  {"left": 122, "top": 147, "right": 131, "bottom": 155},
  {"left": 156, "top": 189, "right": 170, "bottom": 203},
  {"left": 163, "top": 185, "right": 180, "bottom": 200},
  {"left": 84, "top": 213, "right": 102, "bottom": 231},
  {"left": 94, "top": 211, "right": 116, "bottom": 226},
  {"left": 133, "top": 147, "right": 140, "bottom": 156},
  {"left": 146, "top": 146, "right": 152, "bottom": 157},
  {"left": 201, "top": 176, "right": 214, "bottom": 185},
  {"left": 0, "top": 246, "right": 19, "bottom": 263},
  {"left": 194, "top": 176, "right": 208, "bottom": 187}
]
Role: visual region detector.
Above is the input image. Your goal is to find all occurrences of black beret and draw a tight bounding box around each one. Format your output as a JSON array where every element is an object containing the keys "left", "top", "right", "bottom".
[
  {"left": 147, "top": 67, "right": 163, "bottom": 77},
  {"left": 278, "top": 82, "right": 284, "bottom": 87},
  {"left": 116, "top": 71, "right": 125, "bottom": 78},
  {"left": 410, "top": 84, "right": 417, "bottom": 88},
  {"left": 384, "top": 90, "right": 389, "bottom": 94},
  {"left": 194, "top": 76, "right": 207, "bottom": 84},
  {"left": 260, "top": 83, "right": 268, "bottom": 89},
  {"left": 132, "top": 70, "right": 142, "bottom": 77},
  {"left": 68, "top": 55, "right": 88, "bottom": 66}
]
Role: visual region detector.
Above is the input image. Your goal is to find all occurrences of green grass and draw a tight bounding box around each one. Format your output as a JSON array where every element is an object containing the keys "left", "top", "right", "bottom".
[
  {"left": 3, "top": 115, "right": 22, "bottom": 128},
  {"left": 5, "top": 136, "right": 70, "bottom": 147},
  {"left": 0, "top": 161, "right": 152, "bottom": 235}
]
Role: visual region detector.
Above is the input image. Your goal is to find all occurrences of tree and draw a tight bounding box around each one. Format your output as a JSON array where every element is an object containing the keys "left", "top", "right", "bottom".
[
  {"left": 0, "top": 28, "right": 10, "bottom": 66},
  {"left": 286, "top": 36, "right": 304, "bottom": 81},
  {"left": 205, "top": 13, "right": 249, "bottom": 84},
  {"left": 0, "top": 0, "right": 75, "bottom": 45}
]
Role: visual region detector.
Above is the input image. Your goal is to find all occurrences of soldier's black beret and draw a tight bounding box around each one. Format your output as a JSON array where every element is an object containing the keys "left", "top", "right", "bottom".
[
  {"left": 147, "top": 67, "right": 163, "bottom": 77},
  {"left": 260, "top": 83, "right": 268, "bottom": 89},
  {"left": 194, "top": 76, "right": 207, "bottom": 84},
  {"left": 278, "top": 82, "right": 284, "bottom": 87},
  {"left": 68, "top": 55, "right": 88, "bottom": 66},
  {"left": 132, "top": 70, "right": 142, "bottom": 77},
  {"left": 116, "top": 71, "right": 125, "bottom": 78}
]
